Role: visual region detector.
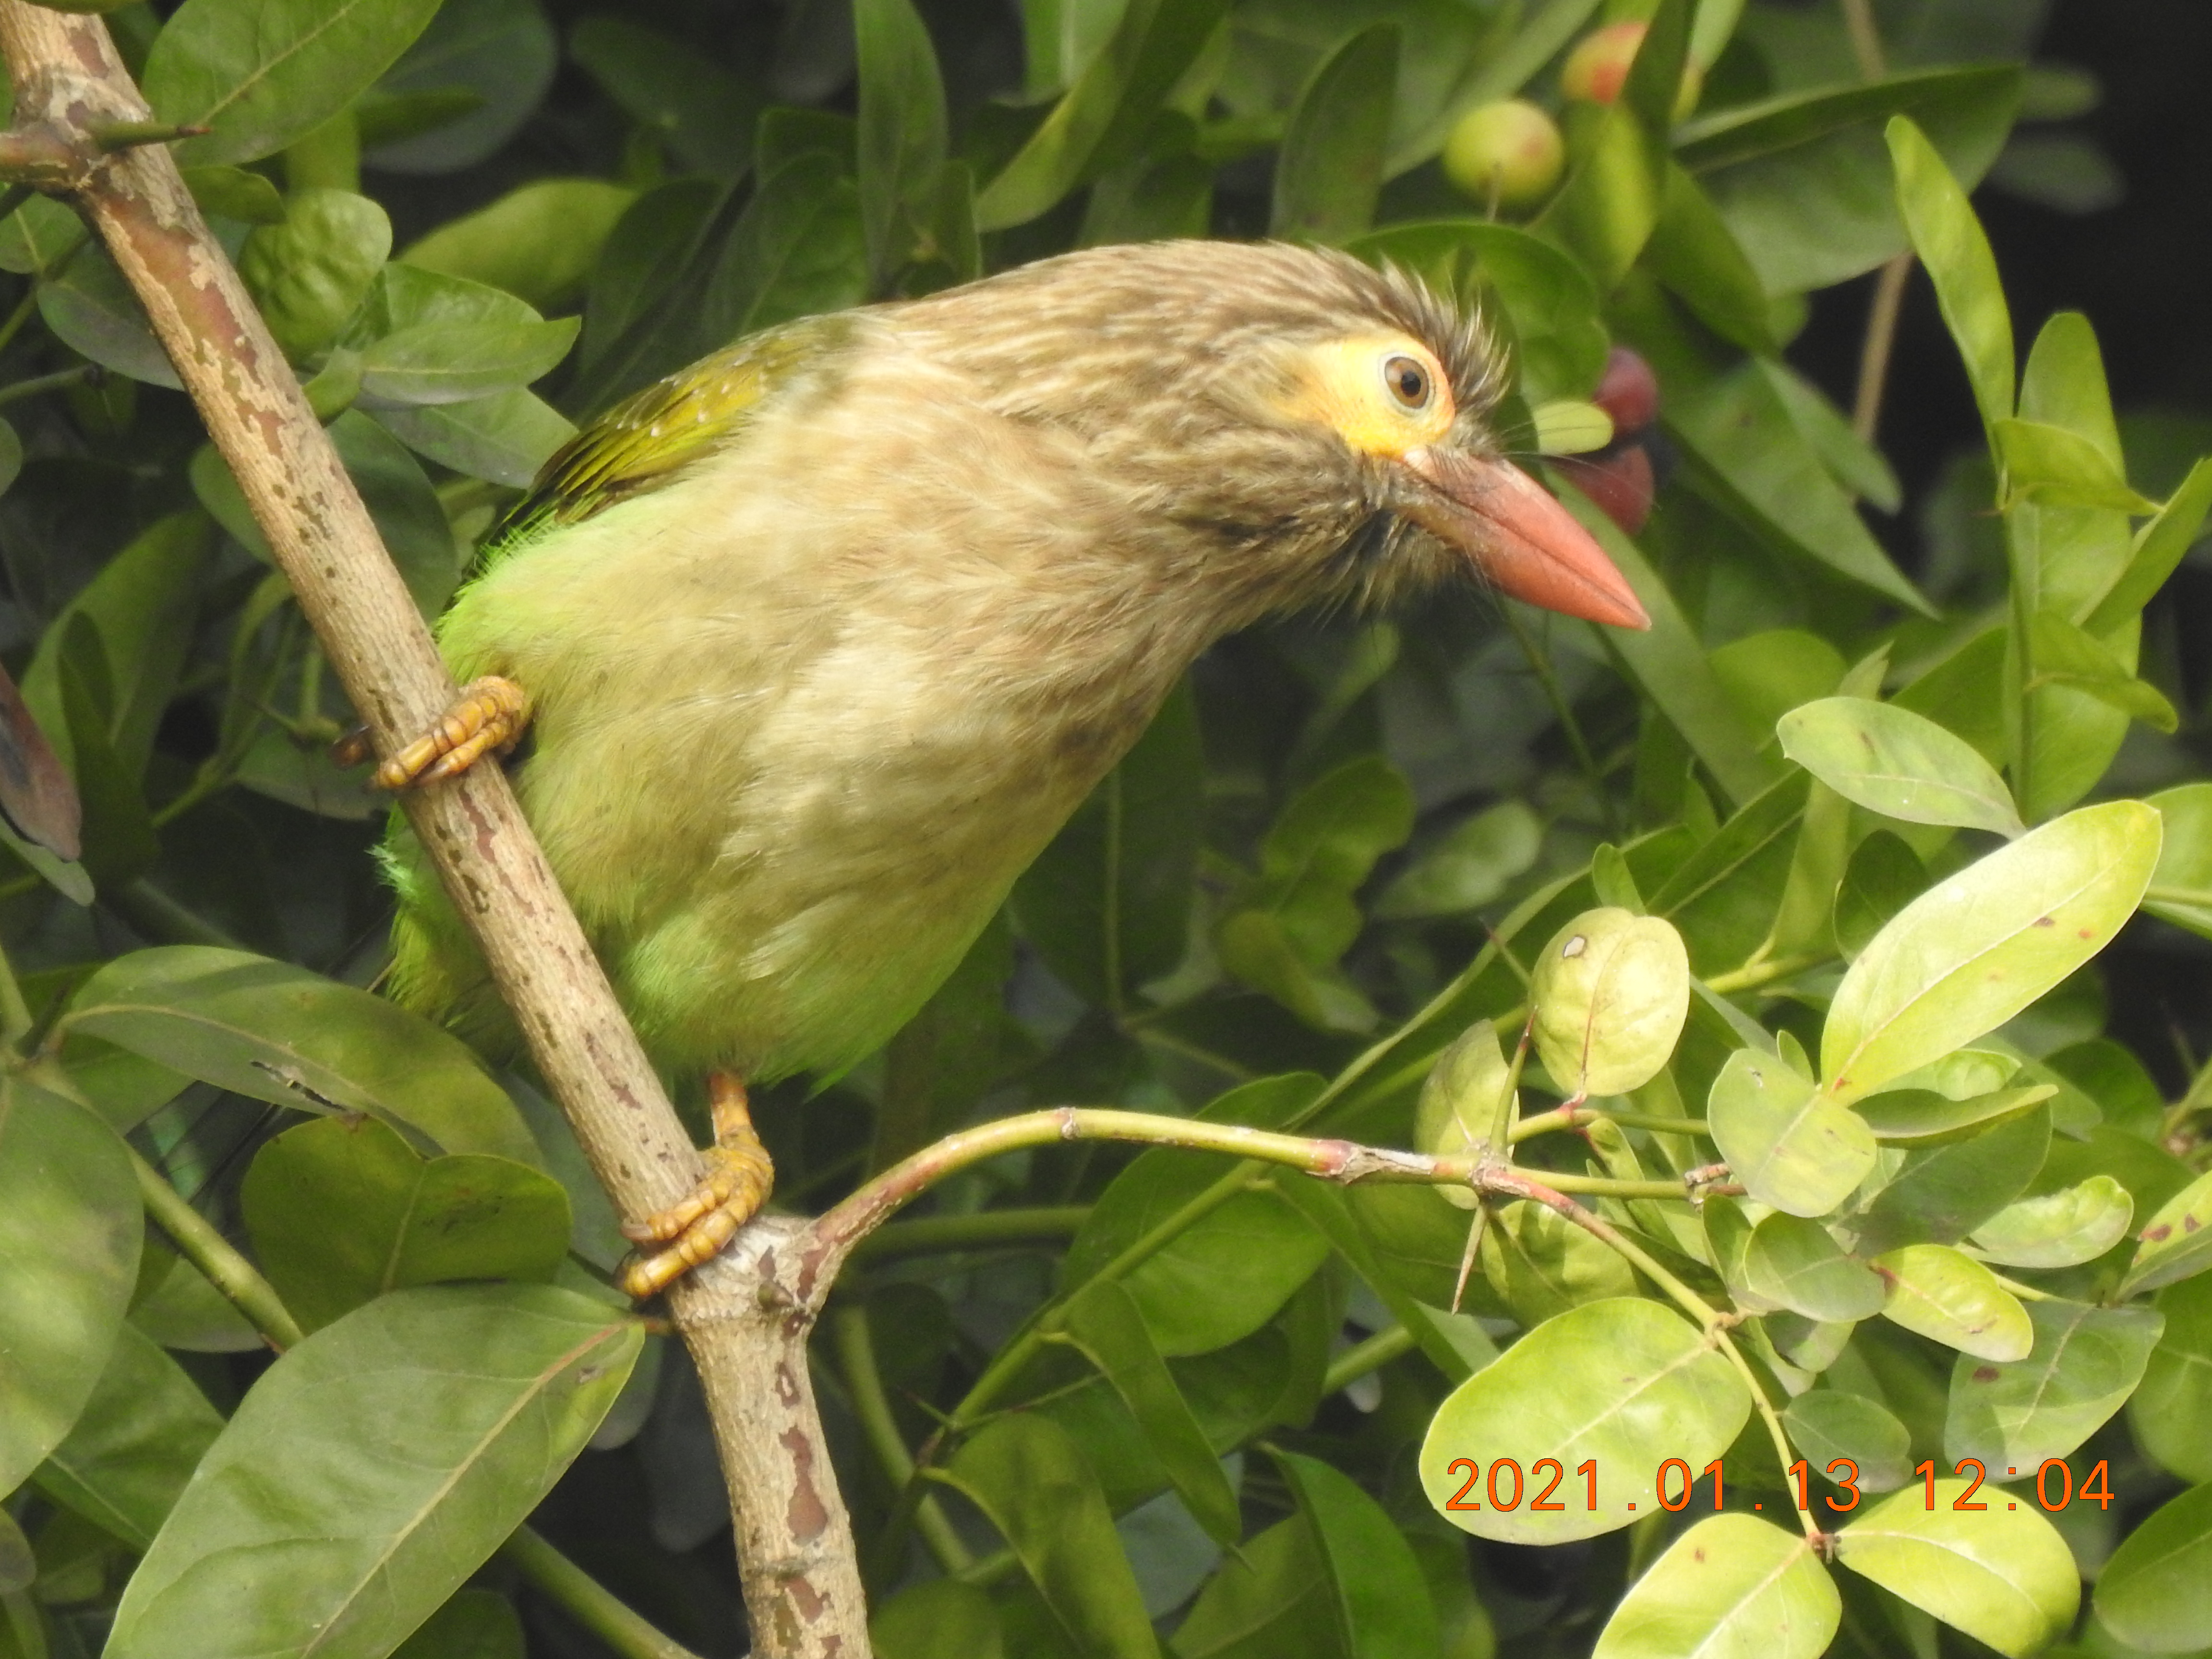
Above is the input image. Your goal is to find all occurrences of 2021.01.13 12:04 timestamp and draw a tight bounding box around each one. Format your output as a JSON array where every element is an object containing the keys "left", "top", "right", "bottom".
[{"left": 1437, "top": 1456, "right": 2119, "bottom": 1515}]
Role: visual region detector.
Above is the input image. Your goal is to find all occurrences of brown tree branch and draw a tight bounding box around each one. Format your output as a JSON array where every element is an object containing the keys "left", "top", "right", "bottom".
[{"left": 0, "top": 10, "right": 866, "bottom": 1655}]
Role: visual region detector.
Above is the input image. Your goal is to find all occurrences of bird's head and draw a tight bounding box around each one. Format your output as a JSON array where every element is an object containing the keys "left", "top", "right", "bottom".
[{"left": 899, "top": 240, "right": 1649, "bottom": 634}]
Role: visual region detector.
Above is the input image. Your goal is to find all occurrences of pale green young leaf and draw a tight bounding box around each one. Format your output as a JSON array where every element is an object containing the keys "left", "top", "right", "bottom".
[
  {"left": 1778, "top": 696, "right": 2023, "bottom": 837},
  {"left": 1592, "top": 1514, "right": 1839, "bottom": 1659},
  {"left": 1836, "top": 1481, "right": 2078, "bottom": 1656},
  {"left": 2143, "top": 782, "right": 2212, "bottom": 939},
  {"left": 1886, "top": 116, "right": 2014, "bottom": 436},
  {"left": 1707, "top": 1046, "right": 1875, "bottom": 1218},
  {"left": 1870, "top": 1244, "right": 2031, "bottom": 1362}
]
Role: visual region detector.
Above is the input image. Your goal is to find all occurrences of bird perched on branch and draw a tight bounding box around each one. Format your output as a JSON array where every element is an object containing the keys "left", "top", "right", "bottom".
[{"left": 359, "top": 239, "right": 1649, "bottom": 1296}]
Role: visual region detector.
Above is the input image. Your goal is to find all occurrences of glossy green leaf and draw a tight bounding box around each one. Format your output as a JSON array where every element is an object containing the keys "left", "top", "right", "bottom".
[
  {"left": 1836, "top": 1480, "right": 2077, "bottom": 1657},
  {"left": 1538, "top": 98, "right": 1667, "bottom": 293},
  {"left": 0, "top": 194, "right": 86, "bottom": 274},
  {"left": 1707, "top": 1047, "right": 1875, "bottom": 1218},
  {"left": 1667, "top": 364, "right": 1930, "bottom": 614},
  {"left": 1854, "top": 1105, "right": 2050, "bottom": 1253},
  {"left": 0, "top": 1077, "right": 141, "bottom": 1497},
  {"left": 1592, "top": 1513, "right": 1839, "bottom": 1659},
  {"left": 1778, "top": 697, "right": 2023, "bottom": 837},
  {"left": 1015, "top": 680, "right": 1202, "bottom": 1006},
  {"left": 145, "top": 0, "right": 444, "bottom": 169},
  {"left": 1782, "top": 1391, "right": 1912, "bottom": 1492},
  {"left": 977, "top": 0, "right": 1228, "bottom": 229},
  {"left": 873, "top": 1578, "right": 1003, "bottom": 1659},
  {"left": 1871, "top": 1244, "right": 2031, "bottom": 1362},
  {"left": 857, "top": 0, "right": 950, "bottom": 282},
  {"left": 34, "top": 1323, "right": 220, "bottom": 1550},
  {"left": 1969, "top": 1176, "right": 2132, "bottom": 1268},
  {"left": 1945, "top": 1299, "right": 2162, "bottom": 1470},
  {"left": 241, "top": 1115, "right": 570, "bottom": 1333},
  {"left": 1064, "top": 1280, "right": 1241, "bottom": 1549},
  {"left": 2026, "top": 611, "right": 2179, "bottom": 733},
  {"left": 1272, "top": 1448, "right": 1441, "bottom": 1659},
  {"left": 1995, "top": 418, "right": 2155, "bottom": 513},
  {"left": 1419, "top": 1298, "right": 1751, "bottom": 1543},
  {"left": 107, "top": 1285, "right": 637, "bottom": 1659},
  {"left": 1680, "top": 67, "right": 2020, "bottom": 294},
  {"left": 2095, "top": 1481, "right": 2212, "bottom": 1655},
  {"left": 397, "top": 180, "right": 635, "bottom": 313},
  {"left": 1643, "top": 162, "right": 1778, "bottom": 354},
  {"left": 1819, "top": 801, "right": 2162, "bottom": 1107},
  {"left": 368, "top": 0, "right": 559, "bottom": 174},
  {"left": 1272, "top": 24, "right": 1398, "bottom": 245},
  {"left": 237, "top": 189, "right": 392, "bottom": 364},
  {"left": 0, "top": 1511, "right": 28, "bottom": 1596},
  {"left": 1765, "top": 360, "right": 1903, "bottom": 511},
  {"left": 2083, "top": 456, "right": 2212, "bottom": 633},
  {"left": 938, "top": 1415, "right": 1161, "bottom": 1659},
  {"left": 1238, "top": 755, "right": 1414, "bottom": 969},
  {"left": 372, "top": 390, "right": 575, "bottom": 490},
  {"left": 357, "top": 313, "right": 579, "bottom": 407},
  {"left": 1171, "top": 1514, "right": 1332, "bottom": 1659},
  {"left": 2123, "top": 1170, "right": 2212, "bottom": 1298},
  {"left": 1709, "top": 631, "right": 1847, "bottom": 750},
  {"left": 1887, "top": 115, "right": 2014, "bottom": 436},
  {"left": 38, "top": 244, "right": 180, "bottom": 389},
  {"left": 1374, "top": 800, "right": 1540, "bottom": 921},
  {"left": 61, "top": 947, "right": 539, "bottom": 1165},
  {"left": 2144, "top": 782, "right": 2212, "bottom": 939},
  {"left": 1745, "top": 1213, "right": 1885, "bottom": 1322},
  {"left": 2132, "top": 1275, "right": 2212, "bottom": 1483}
]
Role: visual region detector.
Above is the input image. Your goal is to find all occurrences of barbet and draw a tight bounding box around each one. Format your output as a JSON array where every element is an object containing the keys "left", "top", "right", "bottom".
[{"left": 366, "top": 239, "right": 1649, "bottom": 1295}]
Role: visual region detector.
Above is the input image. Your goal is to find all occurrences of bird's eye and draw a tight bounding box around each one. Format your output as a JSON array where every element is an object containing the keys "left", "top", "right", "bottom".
[{"left": 1383, "top": 354, "right": 1432, "bottom": 412}]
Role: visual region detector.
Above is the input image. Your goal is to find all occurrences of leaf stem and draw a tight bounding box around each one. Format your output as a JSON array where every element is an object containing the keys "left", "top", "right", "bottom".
[
  {"left": 499, "top": 1527, "right": 707, "bottom": 1659},
  {"left": 850, "top": 1205, "right": 1090, "bottom": 1262},
  {"left": 0, "top": 932, "right": 33, "bottom": 1050},
  {"left": 829, "top": 1303, "right": 975, "bottom": 1575},
  {"left": 1322, "top": 1323, "right": 1415, "bottom": 1395},
  {"left": 1510, "top": 1106, "right": 1713, "bottom": 1142}
]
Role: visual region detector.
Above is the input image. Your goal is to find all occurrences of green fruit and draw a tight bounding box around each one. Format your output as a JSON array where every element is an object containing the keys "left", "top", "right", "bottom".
[
  {"left": 1442, "top": 99, "right": 1566, "bottom": 214},
  {"left": 1559, "top": 21, "right": 1704, "bottom": 121}
]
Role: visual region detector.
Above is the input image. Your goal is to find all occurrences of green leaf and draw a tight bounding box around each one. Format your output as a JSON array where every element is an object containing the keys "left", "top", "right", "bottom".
[
  {"left": 1666, "top": 363, "right": 1931, "bottom": 613},
  {"left": 857, "top": 0, "right": 950, "bottom": 283},
  {"left": 0, "top": 1077, "right": 141, "bottom": 1496},
  {"left": 1836, "top": 1480, "right": 2078, "bottom": 1657},
  {"left": 1063, "top": 1076, "right": 1331, "bottom": 1357},
  {"left": 2123, "top": 1170, "right": 2212, "bottom": 1298},
  {"left": 1854, "top": 1105, "right": 2050, "bottom": 1254},
  {"left": 1834, "top": 831, "right": 1927, "bottom": 960},
  {"left": 1968, "top": 1176, "right": 2132, "bottom": 1269},
  {"left": 1479, "top": 1197, "right": 1636, "bottom": 1326},
  {"left": 938, "top": 1415, "right": 1162, "bottom": 1659},
  {"left": 241, "top": 1115, "right": 571, "bottom": 1333},
  {"left": 1995, "top": 417, "right": 2154, "bottom": 513},
  {"left": 1556, "top": 487, "right": 1780, "bottom": 808},
  {"left": 0, "top": 194, "right": 86, "bottom": 274},
  {"left": 358, "top": 314, "right": 579, "bottom": 407},
  {"left": 1419, "top": 1298, "right": 1751, "bottom": 1543},
  {"left": 2145, "top": 782, "right": 2212, "bottom": 940},
  {"left": 2132, "top": 1276, "right": 2212, "bottom": 1483},
  {"left": 1855, "top": 1083, "right": 2054, "bottom": 1147},
  {"left": 1870, "top": 1244, "right": 2031, "bottom": 1363},
  {"left": 61, "top": 947, "right": 540, "bottom": 1165},
  {"left": 1592, "top": 1513, "right": 1839, "bottom": 1659},
  {"left": 1819, "top": 800, "right": 2163, "bottom": 1106},
  {"left": 182, "top": 163, "right": 289, "bottom": 225},
  {"left": 2024, "top": 611, "right": 2179, "bottom": 733},
  {"left": 145, "top": 0, "right": 445, "bottom": 169},
  {"left": 34, "top": 1324, "right": 220, "bottom": 1550},
  {"left": 1531, "top": 399, "right": 1614, "bottom": 456},
  {"left": 1777, "top": 697, "right": 2023, "bottom": 837},
  {"left": 1744, "top": 1213, "right": 1885, "bottom": 1322},
  {"left": 106, "top": 1284, "right": 637, "bottom": 1659},
  {"left": 372, "top": 390, "right": 575, "bottom": 490},
  {"left": 1648, "top": 771, "right": 1805, "bottom": 972},
  {"left": 1944, "top": 1298, "right": 2162, "bottom": 1470},
  {"left": 2095, "top": 1481, "right": 2212, "bottom": 1655},
  {"left": 1642, "top": 162, "right": 1778, "bottom": 354},
  {"left": 390, "top": 1589, "right": 523, "bottom": 1659},
  {"left": 701, "top": 152, "right": 869, "bottom": 345},
  {"left": 1172, "top": 1514, "right": 1333, "bottom": 1659},
  {"left": 1887, "top": 115, "right": 2014, "bottom": 437},
  {"left": 2083, "top": 456, "right": 2212, "bottom": 633},
  {"left": 38, "top": 243, "right": 180, "bottom": 388},
  {"left": 1538, "top": 98, "right": 1667, "bottom": 294},
  {"left": 1782, "top": 1391, "right": 1912, "bottom": 1492},
  {"left": 1271, "top": 24, "right": 1398, "bottom": 245},
  {"left": 1680, "top": 66, "right": 2020, "bottom": 295},
  {"left": 1014, "top": 680, "right": 1202, "bottom": 1006},
  {"left": 367, "top": 0, "right": 559, "bottom": 174},
  {"left": 1764, "top": 359, "right": 1902, "bottom": 511},
  {"left": 874, "top": 1579, "right": 1003, "bottom": 1659},
  {"left": 325, "top": 409, "right": 464, "bottom": 619},
  {"left": 237, "top": 188, "right": 392, "bottom": 364},
  {"left": 977, "top": 0, "right": 1229, "bottom": 229},
  {"left": 397, "top": 179, "right": 636, "bottom": 313},
  {"left": 566, "top": 16, "right": 757, "bottom": 176},
  {"left": 1064, "top": 1281, "right": 1241, "bottom": 1549},
  {"left": 1272, "top": 1448, "right": 1442, "bottom": 1659},
  {"left": 1707, "top": 1046, "right": 1874, "bottom": 1219},
  {"left": 1374, "top": 799, "right": 1541, "bottom": 921}
]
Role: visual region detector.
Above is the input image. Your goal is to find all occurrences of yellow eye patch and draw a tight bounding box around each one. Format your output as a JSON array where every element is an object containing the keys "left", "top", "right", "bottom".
[{"left": 1276, "top": 334, "right": 1455, "bottom": 458}]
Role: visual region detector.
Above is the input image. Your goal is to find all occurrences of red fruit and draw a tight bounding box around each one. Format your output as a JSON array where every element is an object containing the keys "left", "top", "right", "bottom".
[
  {"left": 1591, "top": 347, "right": 1660, "bottom": 435},
  {"left": 1556, "top": 444, "right": 1656, "bottom": 536}
]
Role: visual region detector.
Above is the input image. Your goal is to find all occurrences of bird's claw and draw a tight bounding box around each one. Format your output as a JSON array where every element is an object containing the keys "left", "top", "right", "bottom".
[
  {"left": 618, "top": 1071, "right": 774, "bottom": 1299},
  {"left": 334, "top": 675, "right": 532, "bottom": 790}
]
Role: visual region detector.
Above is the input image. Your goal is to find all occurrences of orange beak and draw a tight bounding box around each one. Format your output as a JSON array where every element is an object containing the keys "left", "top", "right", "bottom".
[{"left": 1400, "top": 448, "right": 1650, "bottom": 630}]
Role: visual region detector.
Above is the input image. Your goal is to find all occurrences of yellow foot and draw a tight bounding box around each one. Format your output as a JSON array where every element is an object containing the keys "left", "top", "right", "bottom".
[
  {"left": 332, "top": 676, "right": 532, "bottom": 790},
  {"left": 618, "top": 1071, "right": 774, "bottom": 1299}
]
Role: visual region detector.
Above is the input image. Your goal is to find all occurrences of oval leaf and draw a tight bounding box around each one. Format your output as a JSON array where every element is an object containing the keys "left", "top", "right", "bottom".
[
  {"left": 2095, "top": 1476, "right": 2212, "bottom": 1653},
  {"left": 2122, "top": 1169, "right": 2212, "bottom": 1298},
  {"left": 1819, "top": 800, "right": 2162, "bottom": 1106},
  {"left": 1945, "top": 1299, "right": 2162, "bottom": 1469},
  {"left": 1592, "top": 1513, "right": 1839, "bottom": 1659},
  {"left": 1968, "top": 1176, "right": 2133, "bottom": 1268},
  {"left": 34, "top": 1323, "right": 221, "bottom": 1550},
  {"left": 1777, "top": 697, "right": 2024, "bottom": 837},
  {"left": 1871, "top": 1244, "right": 2032, "bottom": 1362},
  {"left": 1744, "top": 1213, "right": 1886, "bottom": 1322},
  {"left": 1419, "top": 1298, "right": 1750, "bottom": 1544},
  {"left": 1836, "top": 1480, "right": 2078, "bottom": 1657},
  {"left": 1707, "top": 1047, "right": 1875, "bottom": 1218},
  {"left": 1274, "top": 1448, "right": 1443, "bottom": 1659}
]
